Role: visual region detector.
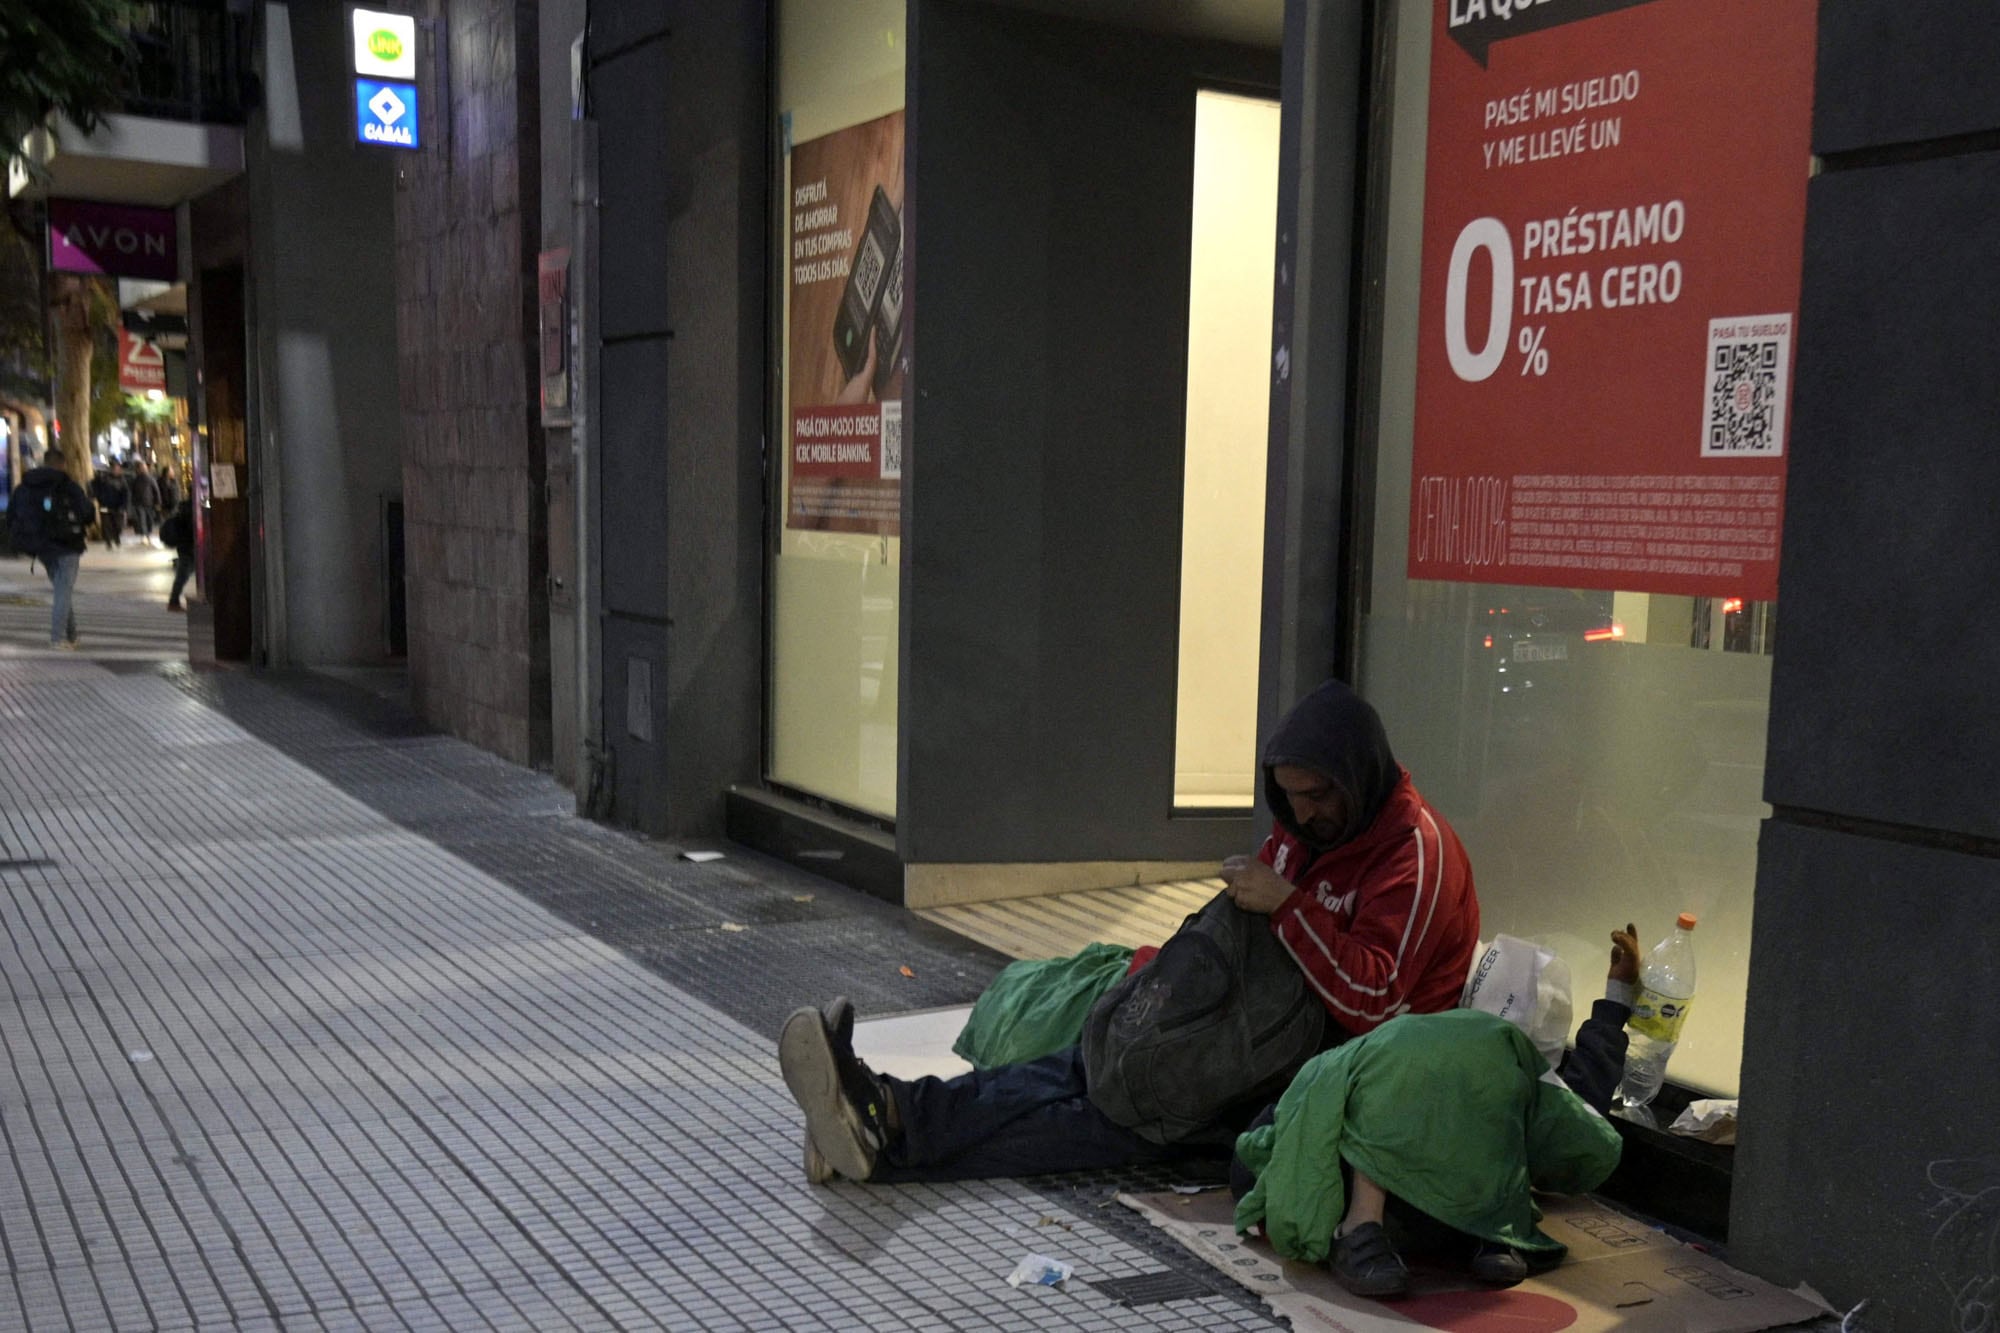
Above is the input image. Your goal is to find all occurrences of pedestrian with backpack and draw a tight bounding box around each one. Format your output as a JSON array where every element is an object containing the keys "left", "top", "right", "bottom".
[
  {"left": 777, "top": 680, "right": 1481, "bottom": 1185},
  {"left": 9, "top": 463, "right": 97, "bottom": 649}
]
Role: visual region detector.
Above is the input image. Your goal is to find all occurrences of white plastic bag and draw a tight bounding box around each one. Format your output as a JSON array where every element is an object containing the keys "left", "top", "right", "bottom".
[
  {"left": 1461, "top": 934, "right": 1575, "bottom": 1069},
  {"left": 1006, "top": 1253, "right": 1073, "bottom": 1288},
  {"left": 1669, "top": 1098, "right": 1738, "bottom": 1144}
]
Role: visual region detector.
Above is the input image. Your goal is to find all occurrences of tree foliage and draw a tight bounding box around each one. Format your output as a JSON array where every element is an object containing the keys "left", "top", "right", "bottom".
[
  {"left": 0, "top": 0, "right": 140, "bottom": 168},
  {"left": 0, "top": 216, "right": 46, "bottom": 390}
]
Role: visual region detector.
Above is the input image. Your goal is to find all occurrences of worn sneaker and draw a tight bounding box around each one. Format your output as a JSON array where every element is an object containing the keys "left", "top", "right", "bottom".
[
  {"left": 803, "top": 1129, "right": 835, "bottom": 1185},
  {"left": 1468, "top": 1239, "right": 1529, "bottom": 1284},
  {"left": 798, "top": 998, "right": 874, "bottom": 1184},
  {"left": 1329, "top": 1222, "right": 1409, "bottom": 1298},
  {"left": 779, "top": 1004, "right": 889, "bottom": 1183},
  {"left": 825, "top": 996, "right": 855, "bottom": 1055}
]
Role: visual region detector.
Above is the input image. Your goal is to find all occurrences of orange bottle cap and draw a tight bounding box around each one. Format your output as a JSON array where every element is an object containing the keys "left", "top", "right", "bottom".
[{"left": 1677, "top": 912, "right": 1698, "bottom": 930}]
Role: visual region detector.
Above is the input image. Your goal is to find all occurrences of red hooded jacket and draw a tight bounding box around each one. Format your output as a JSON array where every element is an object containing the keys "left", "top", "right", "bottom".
[{"left": 1258, "top": 769, "right": 1479, "bottom": 1038}]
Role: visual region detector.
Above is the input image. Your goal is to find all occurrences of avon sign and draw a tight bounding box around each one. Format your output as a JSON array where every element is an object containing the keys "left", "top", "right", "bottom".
[{"left": 47, "top": 199, "right": 177, "bottom": 282}]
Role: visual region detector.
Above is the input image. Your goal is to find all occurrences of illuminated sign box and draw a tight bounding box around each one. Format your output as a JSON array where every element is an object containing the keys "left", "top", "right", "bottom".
[
  {"left": 354, "top": 78, "right": 420, "bottom": 150},
  {"left": 352, "top": 8, "right": 417, "bottom": 80},
  {"left": 47, "top": 199, "right": 178, "bottom": 281}
]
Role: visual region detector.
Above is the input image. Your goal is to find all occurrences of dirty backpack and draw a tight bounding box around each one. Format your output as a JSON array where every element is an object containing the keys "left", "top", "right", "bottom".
[
  {"left": 1082, "top": 893, "right": 1325, "bottom": 1146},
  {"left": 8, "top": 473, "right": 84, "bottom": 559}
]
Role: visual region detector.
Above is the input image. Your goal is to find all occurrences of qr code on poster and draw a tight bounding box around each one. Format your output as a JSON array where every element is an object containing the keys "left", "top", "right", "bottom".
[
  {"left": 878, "top": 399, "right": 903, "bottom": 480},
  {"left": 1701, "top": 315, "right": 1792, "bottom": 457}
]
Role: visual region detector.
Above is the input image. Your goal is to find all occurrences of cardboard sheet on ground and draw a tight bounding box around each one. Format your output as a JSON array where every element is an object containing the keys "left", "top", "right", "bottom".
[{"left": 1119, "top": 1190, "right": 1827, "bottom": 1332}]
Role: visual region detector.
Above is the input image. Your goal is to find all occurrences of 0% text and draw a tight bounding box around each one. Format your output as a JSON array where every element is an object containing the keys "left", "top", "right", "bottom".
[{"left": 1517, "top": 326, "right": 1549, "bottom": 376}]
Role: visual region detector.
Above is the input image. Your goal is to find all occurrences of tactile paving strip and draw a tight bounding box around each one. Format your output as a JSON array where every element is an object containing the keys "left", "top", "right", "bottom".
[{"left": 145, "top": 665, "right": 1013, "bottom": 1036}]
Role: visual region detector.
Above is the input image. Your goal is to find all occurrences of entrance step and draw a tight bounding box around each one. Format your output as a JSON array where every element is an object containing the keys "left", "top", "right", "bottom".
[{"left": 917, "top": 876, "right": 1221, "bottom": 960}]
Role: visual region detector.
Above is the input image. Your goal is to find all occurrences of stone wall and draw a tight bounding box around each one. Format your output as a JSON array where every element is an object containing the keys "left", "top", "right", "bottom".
[
  {"left": 1728, "top": 5, "right": 2000, "bottom": 1326},
  {"left": 394, "top": 0, "right": 549, "bottom": 765}
]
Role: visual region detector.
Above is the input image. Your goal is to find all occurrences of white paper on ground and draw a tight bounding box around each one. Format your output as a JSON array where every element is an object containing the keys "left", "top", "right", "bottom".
[
  {"left": 1670, "top": 1098, "right": 1740, "bottom": 1144},
  {"left": 1005, "top": 1253, "right": 1072, "bottom": 1288}
]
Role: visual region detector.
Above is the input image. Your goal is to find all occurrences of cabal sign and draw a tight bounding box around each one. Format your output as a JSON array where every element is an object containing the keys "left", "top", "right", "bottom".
[
  {"left": 47, "top": 199, "right": 177, "bottom": 282},
  {"left": 354, "top": 78, "right": 420, "bottom": 150},
  {"left": 351, "top": 7, "right": 416, "bottom": 80}
]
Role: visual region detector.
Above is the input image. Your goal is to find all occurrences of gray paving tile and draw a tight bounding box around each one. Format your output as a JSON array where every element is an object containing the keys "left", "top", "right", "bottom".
[{"left": 0, "top": 659, "right": 1276, "bottom": 1332}]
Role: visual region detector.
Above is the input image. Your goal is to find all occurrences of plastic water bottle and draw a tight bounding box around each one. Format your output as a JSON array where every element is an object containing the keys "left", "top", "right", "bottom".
[{"left": 1615, "top": 913, "right": 1698, "bottom": 1117}]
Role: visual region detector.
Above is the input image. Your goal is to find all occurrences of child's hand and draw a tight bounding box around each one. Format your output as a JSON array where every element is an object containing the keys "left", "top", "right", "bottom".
[{"left": 1609, "top": 924, "right": 1640, "bottom": 985}]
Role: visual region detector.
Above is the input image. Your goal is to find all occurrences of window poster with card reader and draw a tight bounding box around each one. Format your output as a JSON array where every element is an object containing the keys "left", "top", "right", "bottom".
[{"left": 786, "top": 110, "right": 905, "bottom": 536}]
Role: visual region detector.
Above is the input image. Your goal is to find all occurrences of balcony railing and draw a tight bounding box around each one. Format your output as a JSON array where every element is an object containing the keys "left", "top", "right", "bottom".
[{"left": 118, "top": 0, "right": 253, "bottom": 126}]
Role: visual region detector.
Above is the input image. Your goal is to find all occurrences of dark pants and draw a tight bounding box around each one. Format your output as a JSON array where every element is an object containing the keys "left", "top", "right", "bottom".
[
  {"left": 169, "top": 551, "right": 194, "bottom": 605},
  {"left": 101, "top": 511, "right": 125, "bottom": 547},
  {"left": 874, "top": 1044, "right": 1201, "bottom": 1183}
]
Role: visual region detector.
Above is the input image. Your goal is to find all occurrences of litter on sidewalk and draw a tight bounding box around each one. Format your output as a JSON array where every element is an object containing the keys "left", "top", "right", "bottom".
[{"left": 1006, "top": 1253, "right": 1074, "bottom": 1289}]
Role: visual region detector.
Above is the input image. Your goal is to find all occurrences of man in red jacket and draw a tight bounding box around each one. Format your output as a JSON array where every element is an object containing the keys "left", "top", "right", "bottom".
[
  {"left": 779, "top": 679, "right": 1480, "bottom": 1183},
  {"left": 1219, "top": 678, "right": 1480, "bottom": 1039}
]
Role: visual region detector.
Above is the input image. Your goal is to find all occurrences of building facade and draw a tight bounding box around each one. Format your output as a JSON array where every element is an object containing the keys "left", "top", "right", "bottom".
[
  {"left": 38, "top": 2, "right": 1990, "bottom": 1324},
  {"left": 568, "top": 2, "right": 2000, "bottom": 1325}
]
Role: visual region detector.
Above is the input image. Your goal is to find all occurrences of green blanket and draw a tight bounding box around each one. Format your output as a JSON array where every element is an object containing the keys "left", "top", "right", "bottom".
[
  {"left": 1233, "top": 1008, "right": 1622, "bottom": 1263},
  {"left": 952, "top": 942, "right": 1135, "bottom": 1069}
]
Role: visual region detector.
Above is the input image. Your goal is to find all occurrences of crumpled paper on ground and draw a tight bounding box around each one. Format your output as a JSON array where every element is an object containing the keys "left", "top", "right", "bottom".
[
  {"left": 1669, "top": 1097, "right": 1738, "bottom": 1144},
  {"left": 1005, "top": 1253, "right": 1073, "bottom": 1288}
]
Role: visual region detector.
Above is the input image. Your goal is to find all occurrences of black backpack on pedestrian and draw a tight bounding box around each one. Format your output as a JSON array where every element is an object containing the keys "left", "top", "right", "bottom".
[
  {"left": 8, "top": 472, "right": 84, "bottom": 559},
  {"left": 1081, "top": 894, "right": 1326, "bottom": 1146}
]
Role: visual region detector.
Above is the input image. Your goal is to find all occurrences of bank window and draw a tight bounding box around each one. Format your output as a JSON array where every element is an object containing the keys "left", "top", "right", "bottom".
[
  {"left": 768, "top": 1, "right": 906, "bottom": 819},
  {"left": 1353, "top": 0, "right": 1792, "bottom": 1097}
]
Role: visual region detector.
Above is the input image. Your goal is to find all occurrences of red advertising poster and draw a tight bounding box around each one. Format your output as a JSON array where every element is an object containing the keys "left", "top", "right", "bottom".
[
  {"left": 786, "top": 111, "right": 905, "bottom": 535},
  {"left": 1409, "top": 0, "right": 1817, "bottom": 600},
  {"left": 118, "top": 328, "right": 167, "bottom": 395}
]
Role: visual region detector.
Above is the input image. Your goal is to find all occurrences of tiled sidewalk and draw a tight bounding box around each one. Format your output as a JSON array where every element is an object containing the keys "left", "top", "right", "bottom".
[{"left": 0, "top": 657, "right": 1273, "bottom": 1331}]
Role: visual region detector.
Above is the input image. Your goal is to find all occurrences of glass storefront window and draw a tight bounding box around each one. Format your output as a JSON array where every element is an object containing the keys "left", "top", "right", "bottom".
[
  {"left": 770, "top": 1, "right": 906, "bottom": 819},
  {"left": 1357, "top": 1, "right": 1780, "bottom": 1096},
  {"left": 1174, "top": 89, "right": 1281, "bottom": 810}
]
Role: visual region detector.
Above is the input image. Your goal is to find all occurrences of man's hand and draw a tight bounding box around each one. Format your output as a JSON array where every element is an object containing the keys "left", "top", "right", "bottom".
[
  {"left": 1221, "top": 854, "right": 1295, "bottom": 915},
  {"left": 1609, "top": 923, "right": 1640, "bottom": 985}
]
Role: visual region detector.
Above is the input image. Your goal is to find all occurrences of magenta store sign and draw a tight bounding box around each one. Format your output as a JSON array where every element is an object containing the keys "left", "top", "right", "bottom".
[{"left": 47, "top": 199, "right": 178, "bottom": 282}]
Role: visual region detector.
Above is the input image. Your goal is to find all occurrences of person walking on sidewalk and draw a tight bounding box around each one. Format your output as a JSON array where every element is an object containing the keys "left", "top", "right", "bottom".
[
  {"left": 91, "top": 462, "right": 129, "bottom": 549},
  {"left": 160, "top": 498, "right": 196, "bottom": 611},
  {"left": 8, "top": 462, "right": 96, "bottom": 648},
  {"left": 778, "top": 680, "right": 1482, "bottom": 1185},
  {"left": 129, "top": 461, "right": 161, "bottom": 545}
]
